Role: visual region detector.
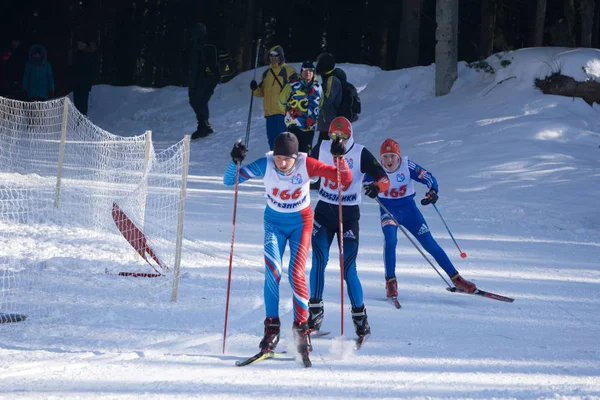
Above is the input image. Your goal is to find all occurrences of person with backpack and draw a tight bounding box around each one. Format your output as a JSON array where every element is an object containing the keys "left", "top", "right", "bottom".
[
  {"left": 366, "top": 138, "right": 477, "bottom": 300},
  {"left": 278, "top": 61, "right": 323, "bottom": 154},
  {"left": 223, "top": 132, "right": 351, "bottom": 366},
  {"left": 315, "top": 52, "right": 343, "bottom": 148},
  {"left": 327, "top": 64, "right": 361, "bottom": 123},
  {"left": 250, "top": 45, "right": 296, "bottom": 150},
  {"left": 188, "top": 22, "right": 219, "bottom": 140}
]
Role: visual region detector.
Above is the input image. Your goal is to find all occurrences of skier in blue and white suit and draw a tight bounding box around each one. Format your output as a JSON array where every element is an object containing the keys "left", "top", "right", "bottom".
[
  {"left": 224, "top": 132, "right": 351, "bottom": 359},
  {"left": 307, "top": 117, "right": 390, "bottom": 339},
  {"left": 367, "top": 138, "right": 477, "bottom": 301}
]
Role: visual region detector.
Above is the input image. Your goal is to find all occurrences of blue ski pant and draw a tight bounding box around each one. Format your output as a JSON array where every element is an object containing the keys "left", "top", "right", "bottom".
[
  {"left": 263, "top": 207, "right": 311, "bottom": 323},
  {"left": 310, "top": 202, "right": 364, "bottom": 308},
  {"left": 380, "top": 200, "right": 457, "bottom": 279},
  {"left": 265, "top": 114, "right": 286, "bottom": 150}
]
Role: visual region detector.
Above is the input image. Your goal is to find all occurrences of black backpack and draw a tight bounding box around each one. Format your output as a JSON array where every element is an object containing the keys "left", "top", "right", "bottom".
[
  {"left": 331, "top": 67, "right": 361, "bottom": 122},
  {"left": 203, "top": 44, "right": 236, "bottom": 83},
  {"left": 217, "top": 50, "right": 236, "bottom": 83}
]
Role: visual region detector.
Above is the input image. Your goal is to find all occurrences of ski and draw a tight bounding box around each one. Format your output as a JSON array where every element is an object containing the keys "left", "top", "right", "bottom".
[
  {"left": 447, "top": 287, "right": 514, "bottom": 303},
  {"left": 310, "top": 330, "right": 331, "bottom": 338},
  {"left": 390, "top": 296, "right": 402, "bottom": 309},
  {"left": 354, "top": 334, "right": 370, "bottom": 351},
  {"left": 235, "top": 350, "right": 287, "bottom": 367}
]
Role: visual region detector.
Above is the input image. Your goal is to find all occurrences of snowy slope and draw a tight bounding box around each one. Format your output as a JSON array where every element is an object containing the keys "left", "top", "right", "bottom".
[{"left": 1, "top": 47, "right": 599, "bottom": 399}]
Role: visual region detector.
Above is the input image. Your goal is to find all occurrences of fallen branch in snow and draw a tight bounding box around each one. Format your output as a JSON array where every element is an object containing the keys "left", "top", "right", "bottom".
[
  {"left": 483, "top": 76, "right": 517, "bottom": 96},
  {"left": 535, "top": 73, "right": 600, "bottom": 105}
]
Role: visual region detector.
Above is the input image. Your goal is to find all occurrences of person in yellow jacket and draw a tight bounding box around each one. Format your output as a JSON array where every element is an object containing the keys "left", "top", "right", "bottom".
[{"left": 250, "top": 45, "right": 297, "bottom": 149}]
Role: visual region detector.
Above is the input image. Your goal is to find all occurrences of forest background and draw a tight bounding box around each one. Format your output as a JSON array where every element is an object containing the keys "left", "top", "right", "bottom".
[{"left": 1, "top": 0, "right": 598, "bottom": 97}]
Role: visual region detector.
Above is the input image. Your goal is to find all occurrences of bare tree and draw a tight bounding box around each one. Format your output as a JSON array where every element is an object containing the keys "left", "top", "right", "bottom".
[
  {"left": 435, "top": 0, "right": 458, "bottom": 97},
  {"left": 532, "top": 0, "right": 547, "bottom": 47},
  {"left": 564, "top": 0, "right": 577, "bottom": 46},
  {"left": 581, "top": 0, "right": 595, "bottom": 47},
  {"left": 396, "top": 0, "right": 423, "bottom": 69}
]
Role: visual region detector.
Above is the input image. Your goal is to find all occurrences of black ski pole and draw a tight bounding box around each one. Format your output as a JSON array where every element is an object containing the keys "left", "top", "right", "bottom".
[
  {"left": 244, "top": 39, "right": 262, "bottom": 148},
  {"left": 374, "top": 198, "right": 453, "bottom": 288}
]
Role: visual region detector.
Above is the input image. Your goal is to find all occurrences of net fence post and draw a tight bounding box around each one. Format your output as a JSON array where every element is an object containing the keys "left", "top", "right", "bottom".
[
  {"left": 171, "top": 135, "right": 191, "bottom": 302},
  {"left": 54, "top": 98, "right": 69, "bottom": 208}
]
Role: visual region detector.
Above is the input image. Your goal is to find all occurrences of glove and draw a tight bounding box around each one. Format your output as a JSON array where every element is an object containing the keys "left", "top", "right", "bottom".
[
  {"left": 250, "top": 80, "right": 258, "bottom": 91},
  {"left": 230, "top": 141, "right": 247, "bottom": 163},
  {"left": 330, "top": 137, "right": 346, "bottom": 157},
  {"left": 420, "top": 188, "right": 439, "bottom": 206},
  {"left": 363, "top": 182, "right": 380, "bottom": 199}
]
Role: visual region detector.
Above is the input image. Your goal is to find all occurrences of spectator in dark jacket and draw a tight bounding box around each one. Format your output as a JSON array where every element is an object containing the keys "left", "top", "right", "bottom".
[
  {"left": 72, "top": 40, "right": 97, "bottom": 116},
  {"left": 315, "top": 52, "right": 342, "bottom": 148},
  {"left": 2, "top": 39, "right": 27, "bottom": 99},
  {"left": 188, "top": 22, "right": 219, "bottom": 140},
  {"left": 22, "top": 44, "right": 54, "bottom": 101}
]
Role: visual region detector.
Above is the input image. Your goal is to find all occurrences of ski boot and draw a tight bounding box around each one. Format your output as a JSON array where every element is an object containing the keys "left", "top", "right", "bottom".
[
  {"left": 307, "top": 298, "right": 324, "bottom": 332},
  {"left": 259, "top": 317, "right": 280, "bottom": 352},
  {"left": 385, "top": 276, "right": 398, "bottom": 298},
  {"left": 450, "top": 272, "right": 476, "bottom": 294},
  {"left": 292, "top": 321, "right": 312, "bottom": 367},
  {"left": 203, "top": 120, "right": 214, "bottom": 134},
  {"left": 351, "top": 305, "right": 371, "bottom": 337}
]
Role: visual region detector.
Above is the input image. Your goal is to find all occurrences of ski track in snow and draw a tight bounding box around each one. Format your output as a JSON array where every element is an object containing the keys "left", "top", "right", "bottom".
[{"left": 1, "top": 49, "right": 600, "bottom": 399}]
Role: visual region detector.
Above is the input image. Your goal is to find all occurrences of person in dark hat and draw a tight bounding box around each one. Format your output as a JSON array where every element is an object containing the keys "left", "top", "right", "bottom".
[
  {"left": 278, "top": 61, "right": 323, "bottom": 154},
  {"left": 315, "top": 52, "right": 342, "bottom": 148},
  {"left": 249, "top": 45, "right": 297, "bottom": 150},
  {"left": 223, "top": 132, "right": 351, "bottom": 366},
  {"left": 188, "top": 22, "right": 219, "bottom": 139}
]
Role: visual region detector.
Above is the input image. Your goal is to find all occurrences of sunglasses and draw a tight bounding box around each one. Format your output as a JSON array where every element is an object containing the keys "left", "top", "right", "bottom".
[
  {"left": 269, "top": 52, "right": 280, "bottom": 57},
  {"left": 301, "top": 68, "right": 315, "bottom": 73},
  {"left": 329, "top": 131, "right": 350, "bottom": 140}
]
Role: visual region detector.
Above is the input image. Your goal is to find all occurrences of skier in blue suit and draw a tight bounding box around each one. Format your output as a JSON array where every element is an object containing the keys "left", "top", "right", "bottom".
[{"left": 367, "top": 138, "right": 476, "bottom": 300}]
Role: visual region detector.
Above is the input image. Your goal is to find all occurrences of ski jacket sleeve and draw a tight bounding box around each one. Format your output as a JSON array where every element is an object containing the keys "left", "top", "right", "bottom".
[
  {"left": 223, "top": 157, "right": 268, "bottom": 186},
  {"left": 306, "top": 156, "right": 351, "bottom": 186},
  {"left": 278, "top": 83, "right": 292, "bottom": 113},
  {"left": 408, "top": 160, "right": 438, "bottom": 191},
  {"left": 252, "top": 69, "right": 266, "bottom": 98},
  {"left": 360, "top": 148, "right": 390, "bottom": 192},
  {"left": 46, "top": 62, "right": 54, "bottom": 93},
  {"left": 22, "top": 62, "right": 31, "bottom": 91}
]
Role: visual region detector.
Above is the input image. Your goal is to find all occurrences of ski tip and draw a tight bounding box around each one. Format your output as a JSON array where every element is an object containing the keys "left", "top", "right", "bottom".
[{"left": 446, "top": 286, "right": 458, "bottom": 292}]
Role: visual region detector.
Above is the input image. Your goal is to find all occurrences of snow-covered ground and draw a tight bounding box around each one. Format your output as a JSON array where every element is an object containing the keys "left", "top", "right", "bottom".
[{"left": 1, "top": 47, "right": 600, "bottom": 399}]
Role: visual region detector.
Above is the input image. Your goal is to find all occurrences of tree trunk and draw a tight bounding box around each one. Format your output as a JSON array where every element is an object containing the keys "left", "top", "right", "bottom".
[
  {"left": 581, "top": 0, "right": 595, "bottom": 47},
  {"left": 478, "top": 0, "right": 496, "bottom": 59},
  {"left": 241, "top": 0, "right": 255, "bottom": 71},
  {"left": 435, "top": 0, "right": 458, "bottom": 97},
  {"left": 531, "top": 0, "right": 547, "bottom": 47},
  {"left": 564, "top": 0, "right": 577, "bottom": 46},
  {"left": 594, "top": 0, "right": 600, "bottom": 47},
  {"left": 396, "top": 0, "right": 423, "bottom": 69},
  {"left": 379, "top": 19, "right": 389, "bottom": 70}
]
